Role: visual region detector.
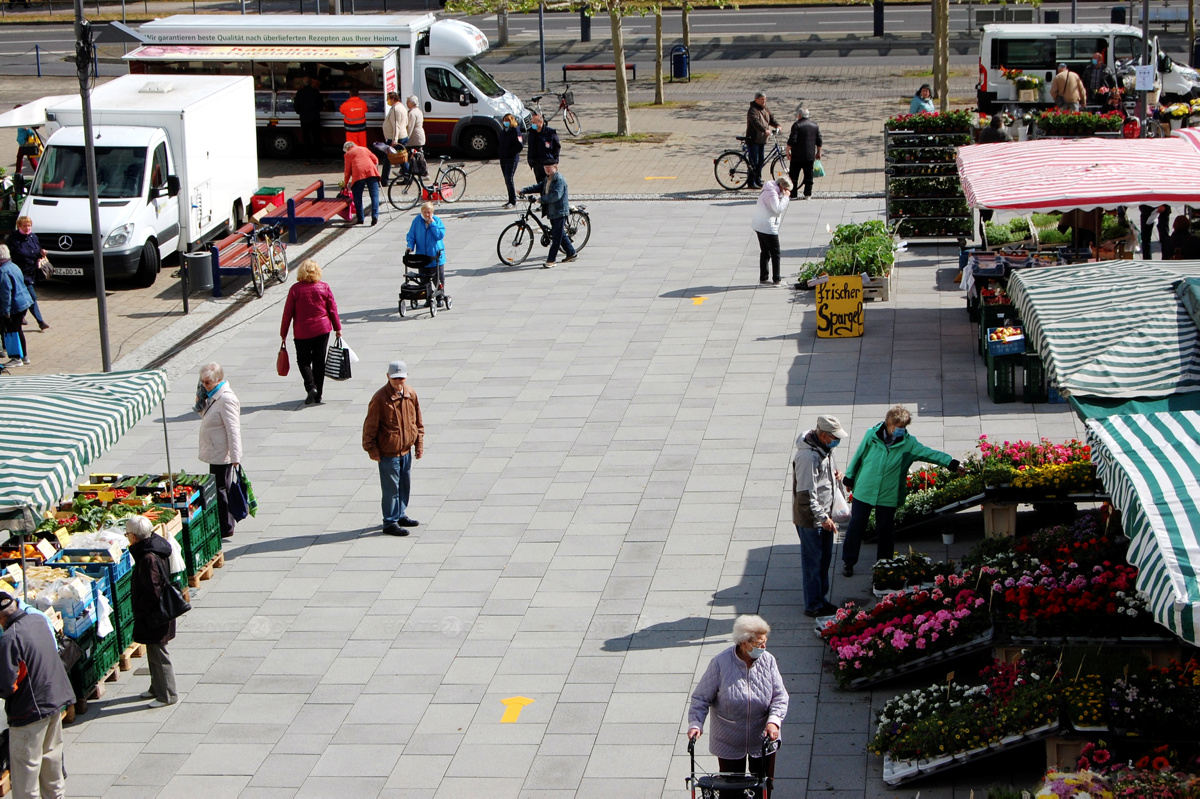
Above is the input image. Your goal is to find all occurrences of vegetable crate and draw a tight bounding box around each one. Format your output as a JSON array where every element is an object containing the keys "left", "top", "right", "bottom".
[
  {"left": 46, "top": 548, "right": 132, "bottom": 603},
  {"left": 180, "top": 505, "right": 219, "bottom": 576},
  {"left": 986, "top": 329, "right": 1026, "bottom": 357},
  {"left": 863, "top": 271, "right": 893, "bottom": 302},
  {"left": 978, "top": 304, "right": 1018, "bottom": 356},
  {"left": 68, "top": 625, "right": 120, "bottom": 699},
  {"left": 60, "top": 581, "right": 100, "bottom": 639},
  {"left": 112, "top": 571, "right": 134, "bottom": 651}
]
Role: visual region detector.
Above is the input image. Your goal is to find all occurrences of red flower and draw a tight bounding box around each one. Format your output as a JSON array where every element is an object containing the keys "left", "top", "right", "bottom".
[{"left": 1152, "top": 756, "right": 1171, "bottom": 771}]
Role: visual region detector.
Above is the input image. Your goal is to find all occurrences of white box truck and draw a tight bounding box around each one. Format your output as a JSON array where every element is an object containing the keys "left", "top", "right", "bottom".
[
  {"left": 125, "top": 14, "right": 527, "bottom": 158},
  {"left": 10, "top": 74, "right": 257, "bottom": 286}
]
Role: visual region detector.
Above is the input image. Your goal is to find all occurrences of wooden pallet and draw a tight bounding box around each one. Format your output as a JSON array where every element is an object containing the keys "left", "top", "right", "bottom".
[
  {"left": 119, "top": 643, "right": 146, "bottom": 672},
  {"left": 188, "top": 551, "right": 225, "bottom": 588},
  {"left": 0, "top": 768, "right": 10, "bottom": 797}
]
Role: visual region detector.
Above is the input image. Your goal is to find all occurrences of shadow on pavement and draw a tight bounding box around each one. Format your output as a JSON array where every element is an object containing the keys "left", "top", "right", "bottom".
[{"left": 660, "top": 284, "right": 761, "bottom": 298}]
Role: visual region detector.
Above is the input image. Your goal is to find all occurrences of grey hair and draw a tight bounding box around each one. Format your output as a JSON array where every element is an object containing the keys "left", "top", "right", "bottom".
[
  {"left": 199, "top": 362, "right": 224, "bottom": 384},
  {"left": 886, "top": 404, "right": 913, "bottom": 427},
  {"left": 754, "top": 91, "right": 766, "bottom": 100},
  {"left": 776, "top": 175, "right": 793, "bottom": 192},
  {"left": 125, "top": 515, "right": 154, "bottom": 541},
  {"left": 342, "top": 141, "right": 355, "bottom": 153},
  {"left": 406, "top": 94, "right": 419, "bottom": 106},
  {"left": 732, "top": 614, "right": 770, "bottom": 645},
  {"left": 0, "top": 244, "right": 8, "bottom": 261}
]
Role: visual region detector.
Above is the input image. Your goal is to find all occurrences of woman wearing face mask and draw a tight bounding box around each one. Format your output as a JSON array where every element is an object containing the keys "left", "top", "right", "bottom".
[
  {"left": 498, "top": 113, "right": 524, "bottom": 209},
  {"left": 688, "top": 614, "right": 788, "bottom": 798},
  {"left": 909, "top": 84, "right": 935, "bottom": 115},
  {"left": 840, "top": 404, "right": 965, "bottom": 577}
]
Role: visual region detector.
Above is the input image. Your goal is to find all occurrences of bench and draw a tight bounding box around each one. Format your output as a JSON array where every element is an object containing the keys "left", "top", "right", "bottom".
[
  {"left": 973, "top": 6, "right": 1036, "bottom": 27},
  {"left": 207, "top": 223, "right": 255, "bottom": 298},
  {"left": 1139, "top": 5, "right": 1188, "bottom": 27},
  {"left": 562, "top": 63, "right": 637, "bottom": 83},
  {"left": 262, "top": 179, "right": 352, "bottom": 244}
]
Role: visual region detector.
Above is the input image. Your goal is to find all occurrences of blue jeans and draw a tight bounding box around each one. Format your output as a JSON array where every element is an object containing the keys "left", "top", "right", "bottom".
[
  {"left": 547, "top": 215, "right": 576, "bottom": 263},
  {"left": 797, "top": 524, "right": 833, "bottom": 613},
  {"left": 842, "top": 498, "right": 897, "bottom": 568},
  {"left": 24, "top": 280, "right": 44, "bottom": 326},
  {"left": 378, "top": 450, "right": 413, "bottom": 524},
  {"left": 352, "top": 176, "right": 380, "bottom": 222},
  {"left": 747, "top": 141, "right": 765, "bottom": 186}
]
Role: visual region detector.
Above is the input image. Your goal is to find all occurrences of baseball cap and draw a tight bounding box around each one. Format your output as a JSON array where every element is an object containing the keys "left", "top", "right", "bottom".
[
  {"left": 388, "top": 360, "right": 408, "bottom": 379},
  {"left": 816, "top": 415, "right": 848, "bottom": 439},
  {"left": 1057, "top": 63, "right": 1068, "bottom": 70}
]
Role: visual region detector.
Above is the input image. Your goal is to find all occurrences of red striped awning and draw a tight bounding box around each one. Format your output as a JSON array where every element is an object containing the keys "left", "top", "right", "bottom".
[{"left": 957, "top": 129, "right": 1200, "bottom": 211}]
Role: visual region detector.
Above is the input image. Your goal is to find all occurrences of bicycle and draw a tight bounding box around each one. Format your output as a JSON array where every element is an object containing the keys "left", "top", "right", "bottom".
[
  {"left": 386, "top": 150, "right": 468, "bottom": 211},
  {"left": 713, "top": 130, "right": 789, "bottom": 190},
  {"left": 528, "top": 85, "right": 581, "bottom": 136},
  {"left": 241, "top": 220, "right": 288, "bottom": 298},
  {"left": 496, "top": 195, "right": 591, "bottom": 266}
]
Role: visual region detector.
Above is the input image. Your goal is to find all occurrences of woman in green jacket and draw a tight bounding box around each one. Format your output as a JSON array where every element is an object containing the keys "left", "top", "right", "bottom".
[{"left": 840, "top": 405, "right": 965, "bottom": 575}]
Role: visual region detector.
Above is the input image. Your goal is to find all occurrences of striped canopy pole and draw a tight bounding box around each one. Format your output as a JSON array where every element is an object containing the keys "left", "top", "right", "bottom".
[{"left": 1087, "top": 411, "right": 1200, "bottom": 644}]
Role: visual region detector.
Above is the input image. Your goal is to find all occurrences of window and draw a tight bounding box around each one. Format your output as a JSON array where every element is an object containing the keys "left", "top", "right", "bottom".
[
  {"left": 425, "top": 67, "right": 468, "bottom": 104},
  {"left": 456, "top": 58, "right": 504, "bottom": 99},
  {"left": 35, "top": 146, "right": 146, "bottom": 199},
  {"left": 149, "top": 142, "right": 169, "bottom": 191},
  {"left": 1056, "top": 37, "right": 1108, "bottom": 62},
  {"left": 992, "top": 39, "right": 1057, "bottom": 71},
  {"left": 1114, "top": 36, "right": 1142, "bottom": 66}
]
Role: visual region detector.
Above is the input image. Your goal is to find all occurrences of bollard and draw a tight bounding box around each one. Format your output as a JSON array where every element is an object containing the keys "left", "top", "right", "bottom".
[
  {"left": 580, "top": 9, "right": 590, "bottom": 42},
  {"left": 35, "top": 44, "right": 41, "bottom": 78}
]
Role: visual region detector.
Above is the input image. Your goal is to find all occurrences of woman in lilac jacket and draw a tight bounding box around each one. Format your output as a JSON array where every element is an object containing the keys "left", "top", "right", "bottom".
[
  {"left": 688, "top": 614, "right": 788, "bottom": 795},
  {"left": 280, "top": 259, "right": 342, "bottom": 405}
]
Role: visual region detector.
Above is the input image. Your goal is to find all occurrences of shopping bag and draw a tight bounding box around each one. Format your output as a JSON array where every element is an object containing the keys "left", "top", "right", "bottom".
[
  {"left": 813, "top": 159, "right": 826, "bottom": 178},
  {"left": 409, "top": 150, "right": 428, "bottom": 177},
  {"left": 36, "top": 257, "right": 53, "bottom": 281},
  {"left": 2, "top": 331, "right": 22, "bottom": 359},
  {"left": 830, "top": 483, "right": 852, "bottom": 524},
  {"left": 325, "top": 337, "right": 352, "bottom": 381},
  {"left": 228, "top": 465, "right": 257, "bottom": 522},
  {"left": 276, "top": 341, "right": 290, "bottom": 377}
]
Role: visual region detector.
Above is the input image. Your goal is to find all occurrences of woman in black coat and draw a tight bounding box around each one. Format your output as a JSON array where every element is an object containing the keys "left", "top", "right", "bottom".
[
  {"left": 125, "top": 516, "right": 179, "bottom": 708},
  {"left": 498, "top": 113, "right": 524, "bottom": 208}
]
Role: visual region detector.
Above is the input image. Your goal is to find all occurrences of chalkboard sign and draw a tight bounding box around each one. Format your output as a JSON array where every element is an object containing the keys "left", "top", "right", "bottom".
[{"left": 815, "top": 275, "right": 864, "bottom": 338}]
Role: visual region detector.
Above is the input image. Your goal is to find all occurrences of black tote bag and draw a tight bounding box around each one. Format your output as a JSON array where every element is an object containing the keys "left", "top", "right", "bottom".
[{"left": 325, "top": 337, "right": 352, "bottom": 382}]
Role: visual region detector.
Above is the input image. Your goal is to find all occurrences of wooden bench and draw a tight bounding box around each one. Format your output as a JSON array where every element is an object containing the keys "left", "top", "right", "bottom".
[
  {"left": 262, "top": 179, "right": 352, "bottom": 244},
  {"left": 562, "top": 62, "right": 637, "bottom": 83},
  {"left": 207, "top": 223, "right": 255, "bottom": 298},
  {"left": 1139, "top": 5, "right": 1188, "bottom": 27}
]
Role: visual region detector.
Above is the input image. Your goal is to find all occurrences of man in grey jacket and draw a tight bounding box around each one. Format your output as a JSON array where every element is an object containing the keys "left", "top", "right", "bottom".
[{"left": 793, "top": 415, "right": 848, "bottom": 617}]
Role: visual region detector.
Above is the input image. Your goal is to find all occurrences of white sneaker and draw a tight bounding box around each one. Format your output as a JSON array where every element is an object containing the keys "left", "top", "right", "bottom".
[
  {"left": 4, "top": 358, "right": 22, "bottom": 368},
  {"left": 140, "top": 690, "right": 156, "bottom": 699},
  {"left": 21, "top": 358, "right": 30, "bottom": 366},
  {"left": 147, "top": 699, "right": 176, "bottom": 708},
  {"left": 543, "top": 261, "right": 556, "bottom": 269}
]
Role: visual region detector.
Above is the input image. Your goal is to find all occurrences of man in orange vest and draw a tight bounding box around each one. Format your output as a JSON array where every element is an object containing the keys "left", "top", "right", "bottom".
[{"left": 339, "top": 88, "right": 368, "bottom": 148}]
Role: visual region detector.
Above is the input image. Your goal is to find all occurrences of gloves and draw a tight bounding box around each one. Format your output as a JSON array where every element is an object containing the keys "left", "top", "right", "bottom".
[{"left": 842, "top": 476, "right": 854, "bottom": 491}]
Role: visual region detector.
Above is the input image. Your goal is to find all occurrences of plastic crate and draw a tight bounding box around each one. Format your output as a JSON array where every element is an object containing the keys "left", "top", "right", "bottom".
[
  {"left": 986, "top": 329, "right": 1026, "bottom": 357},
  {"left": 1049, "top": 385, "right": 1068, "bottom": 404},
  {"left": 69, "top": 623, "right": 119, "bottom": 697},
  {"left": 978, "top": 304, "right": 1018, "bottom": 356},
  {"left": 987, "top": 352, "right": 1020, "bottom": 404},
  {"left": 1023, "top": 353, "right": 1048, "bottom": 403},
  {"left": 46, "top": 548, "right": 132, "bottom": 603},
  {"left": 116, "top": 591, "right": 134, "bottom": 651},
  {"left": 60, "top": 584, "right": 98, "bottom": 639}
]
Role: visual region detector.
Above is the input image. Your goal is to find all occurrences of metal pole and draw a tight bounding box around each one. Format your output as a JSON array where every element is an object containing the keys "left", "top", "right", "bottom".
[
  {"left": 160, "top": 399, "right": 174, "bottom": 480},
  {"left": 74, "top": 3, "right": 112, "bottom": 372},
  {"left": 539, "top": 1, "right": 546, "bottom": 91},
  {"left": 873, "top": 0, "right": 884, "bottom": 37},
  {"left": 121, "top": 0, "right": 125, "bottom": 23},
  {"left": 181, "top": 260, "right": 189, "bottom": 315},
  {"left": 35, "top": 44, "right": 41, "bottom": 78},
  {"left": 1141, "top": 0, "right": 1151, "bottom": 123},
  {"left": 1071, "top": 0, "right": 1077, "bottom": 22},
  {"left": 580, "top": 8, "right": 590, "bottom": 42}
]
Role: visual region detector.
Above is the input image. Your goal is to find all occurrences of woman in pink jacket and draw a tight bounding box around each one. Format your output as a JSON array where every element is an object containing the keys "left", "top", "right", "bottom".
[{"left": 280, "top": 259, "right": 342, "bottom": 405}]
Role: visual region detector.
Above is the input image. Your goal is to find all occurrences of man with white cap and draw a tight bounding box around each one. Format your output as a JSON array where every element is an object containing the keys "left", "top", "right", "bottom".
[
  {"left": 363, "top": 360, "right": 424, "bottom": 536},
  {"left": 793, "top": 415, "right": 848, "bottom": 618}
]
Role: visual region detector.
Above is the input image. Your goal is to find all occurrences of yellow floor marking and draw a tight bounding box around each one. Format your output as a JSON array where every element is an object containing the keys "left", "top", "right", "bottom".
[
  {"left": 692, "top": 297, "right": 708, "bottom": 305},
  {"left": 500, "top": 696, "right": 535, "bottom": 722},
  {"left": 645, "top": 176, "right": 677, "bottom": 180}
]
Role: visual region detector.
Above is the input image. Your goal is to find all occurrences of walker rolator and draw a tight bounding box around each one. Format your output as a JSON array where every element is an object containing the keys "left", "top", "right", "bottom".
[{"left": 398, "top": 252, "right": 451, "bottom": 318}]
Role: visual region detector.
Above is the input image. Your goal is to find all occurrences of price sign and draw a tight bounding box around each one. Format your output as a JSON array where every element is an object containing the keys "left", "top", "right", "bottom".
[
  {"left": 1136, "top": 64, "right": 1155, "bottom": 91},
  {"left": 53, "top": 528, "right": 71, "bottom": 549},
  {"left": 815, "top": 275, "right": 865, "bottom": 338},
  {"left": 35, "top": 539, "right": 56, "bottom": 560}
]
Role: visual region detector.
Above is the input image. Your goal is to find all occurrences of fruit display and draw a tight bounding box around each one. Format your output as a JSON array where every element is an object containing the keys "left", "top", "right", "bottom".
[{"left": 989, "top": 326, "right": 1022, "bottom": 343}]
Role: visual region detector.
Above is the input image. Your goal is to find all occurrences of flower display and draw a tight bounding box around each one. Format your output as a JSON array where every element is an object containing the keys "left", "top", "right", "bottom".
[
  {"left": 1063, "top": 674, "right": 1109, "bottom": 728},
  {"left": 1035, "top": 770, "right": 1113, "bottom": 799},
  {"left": 1109, "top": 662, "right": 1200, "bottom": 738},
  {"left": 884, "top": 109, "right": 975, "bottom": 132},
  {"left": 1035, "top": 108, "right": 1125, "bottom": 134}
]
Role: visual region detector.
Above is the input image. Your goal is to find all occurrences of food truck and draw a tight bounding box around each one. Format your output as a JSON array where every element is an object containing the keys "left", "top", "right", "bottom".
[{"left": 126, "top": 14, "right": 527, "bottom": 158}]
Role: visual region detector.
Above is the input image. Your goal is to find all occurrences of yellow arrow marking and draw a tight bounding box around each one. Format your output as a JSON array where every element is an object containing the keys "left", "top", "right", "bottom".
[
  {"left": 500, "top": 696, "right": 535, "bottom": 723},
  {"left": 692, "top": 297, "right": 708, "bottom": 305},
  {"left": 645, "top": 176, "right": 677, "bottom": 180}
]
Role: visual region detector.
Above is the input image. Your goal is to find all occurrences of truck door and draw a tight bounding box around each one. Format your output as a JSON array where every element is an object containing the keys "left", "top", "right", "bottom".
[
  {"left": 422, "top": 65, "right": 474, "bottom": 147},
  {"left": 148, "top": 141, "right": 180, "bottom": 252}
]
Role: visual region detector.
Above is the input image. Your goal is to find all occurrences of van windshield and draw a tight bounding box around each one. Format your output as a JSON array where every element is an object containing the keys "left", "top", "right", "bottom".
[
  {"left": 457, "top": 58, "right": 504, "bottom": 98},
  {"left": 33, "top": 145, "right": 146, "bottom": 199}
]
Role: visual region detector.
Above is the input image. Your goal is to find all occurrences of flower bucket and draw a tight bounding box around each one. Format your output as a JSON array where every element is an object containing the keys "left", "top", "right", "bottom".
[
  {"left": 1017, "top": 89, "right": 1039, "bottom": 103},
  {"left": 942, "top": 533, "right": 955, "bottom": 545}
]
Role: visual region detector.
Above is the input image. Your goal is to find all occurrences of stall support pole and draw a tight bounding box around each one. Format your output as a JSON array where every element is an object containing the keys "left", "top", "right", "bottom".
[{"left": 161, "top": 399, "right": 175, "bottom": 496}]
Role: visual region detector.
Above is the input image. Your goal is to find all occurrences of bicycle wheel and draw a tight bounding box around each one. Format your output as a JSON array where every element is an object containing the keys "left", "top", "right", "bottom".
[
  {"left": 387, "top": 175, "right": 422, "bottom": 211},
  {"left": 270, "top": 240, "right": 289, "bottom": 285},
  {"left": 566, "top": 209, "right": 591, "bottom": 252},
  {"left": 769, "top": 154, "right": 789, "bottom": 183},
  {"left": 714, "top": 151, "right": 750, "bottom": 190},
  {"left": 497, "top": 221, "right": 534, "bottom": 265},
  {"left": 250, "top": 248, "right": 266, "bottom": 298},
  {"left": 439, "top": 166, "right": 467, "bottom": 204},
  {"left": 562, "top": 107, "right": 581, "bottom": 136}
]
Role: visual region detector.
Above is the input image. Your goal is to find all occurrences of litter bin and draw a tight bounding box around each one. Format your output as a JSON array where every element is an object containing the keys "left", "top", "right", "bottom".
[
  {"left": 185, "top": 250, "right": 213, "bottom": 293},
  {"left": 1044, "top": 10, "right": 1060, "bottom": 23},
  {"left": 670, "top": 45, "right": 690, "bottom": 82},
  {"left": 1111, "top": 6, "right": 1126, "bottom": 24}
]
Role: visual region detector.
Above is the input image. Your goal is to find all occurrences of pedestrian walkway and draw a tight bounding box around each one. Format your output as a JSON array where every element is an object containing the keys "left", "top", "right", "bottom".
[{"left": 70, "top": 196, "right": 1083, "bottom": 798}]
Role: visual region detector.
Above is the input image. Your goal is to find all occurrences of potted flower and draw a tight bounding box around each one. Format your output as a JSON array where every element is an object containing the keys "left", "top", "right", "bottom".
[{"left": 1002, "top": 66, "right": 1044, "bottom": 102}]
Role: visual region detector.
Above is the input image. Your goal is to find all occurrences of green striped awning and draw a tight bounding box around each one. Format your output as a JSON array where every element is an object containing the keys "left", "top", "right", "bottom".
[
  {"left": 1007, "top": 261, "right": 1200, "bottom": 400},
  {"left": 1087, "top": 411, "right": 1200, "bottom": 643},
  {"left": 0, "top": 371, "right": 169, "bottom": 521}
]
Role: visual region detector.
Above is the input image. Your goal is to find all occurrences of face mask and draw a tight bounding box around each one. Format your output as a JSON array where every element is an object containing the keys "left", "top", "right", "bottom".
[
  {"left": 1092, "top": 59, "right": 1099, "bottom": 65},
  {"left": 503, "top": 121, "right": 510, "bottom": 128},
  {"left": 748, "top": 647, "right": 765, "bottom": 660},
  {"left": 531, "top": 123, "right": 540, "bottom": 131},
  {"left": 828, "top": 439, "right": 840, "bottom": 448},
  {"left": 893, "top": 428, "right": 907, "bottom": 440}
]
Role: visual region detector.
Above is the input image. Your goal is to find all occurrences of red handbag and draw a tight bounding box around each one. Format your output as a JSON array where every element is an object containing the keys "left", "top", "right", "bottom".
[{"left": 276, "top": 342, "right": 290, "bottom": 377}]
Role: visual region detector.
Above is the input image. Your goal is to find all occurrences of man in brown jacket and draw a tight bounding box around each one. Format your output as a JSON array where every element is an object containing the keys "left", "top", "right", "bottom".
[
  {"left": 745, "top": 91, "right": 780, "bottom": 190},
  {"left": 363, "top": 360, "right": 424, "bottom": 535},
  {"left": 1049, "top": 63, "right": 1085, "bottom": 111}
]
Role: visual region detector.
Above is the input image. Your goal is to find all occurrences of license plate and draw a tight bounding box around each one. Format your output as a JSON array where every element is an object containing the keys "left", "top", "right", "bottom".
[{"left": 55, "top": 267, "right": 84, "bottom": 276}]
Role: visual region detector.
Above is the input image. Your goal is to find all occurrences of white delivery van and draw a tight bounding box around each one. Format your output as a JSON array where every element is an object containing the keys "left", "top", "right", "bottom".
[
  {"left": 977, "top": 23, "right": 1200, "bottom": 112},
  {"left": 13, "top": 74, "right": 257, "bottom": 286},
  {"left": 126, "top": 15, "right": 527, "bottom": 158}
]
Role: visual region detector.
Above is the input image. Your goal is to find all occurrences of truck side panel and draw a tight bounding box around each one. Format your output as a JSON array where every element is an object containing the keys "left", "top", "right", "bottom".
[{"left": 180, "top": 81, "right": 258, "bottom": 244}]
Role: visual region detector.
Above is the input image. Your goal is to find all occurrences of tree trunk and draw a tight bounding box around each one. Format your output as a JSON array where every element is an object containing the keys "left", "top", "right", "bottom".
[
  {"left": 328, "top": 0, "right": 339, "bottom": 14},
  {"left": 931, "top": 0, "right": 942, "bottom": 101},
  {"left": 654, "top": 4, "right": 664, "bottom": 104},
  {"left": 936, "top": 0, "right": 949, "bottom": 111},
  {"left": 610, "top": 6, "right": 631, "bottom": 135},
  {"left": 682, "top": 4, "right": 690, "bottom": 51}
]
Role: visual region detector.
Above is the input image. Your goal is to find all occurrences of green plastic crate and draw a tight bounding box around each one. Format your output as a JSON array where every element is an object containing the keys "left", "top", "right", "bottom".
[
  {"left": 1023, "top": 353, "right": 1048, "bottom": 403},
  {"left": 978, "top": 304, "right": 1018, "bottom": 357},
  {"left": 987, "top": 351, "right": 1020, "bottom": 404},
  {"left": 69, "top": 628, "right": 120, "bottom": 698}
]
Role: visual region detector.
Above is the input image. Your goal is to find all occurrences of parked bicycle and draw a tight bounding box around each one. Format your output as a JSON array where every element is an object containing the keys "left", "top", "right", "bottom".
[
  {"left": 242, "top": 220, "right": 288, "bottom": 298},
  {"left": 528, "top": 85, "right": 581, "bottom": 136},
  {"left": 496, "top": 196, "right": 591, "bottom": 265},
  {"left": 386, "top": 150, "right": 468, "bottom": 211},
  {"left": 713, "top": 130, "right": 789, "bottom": 190}
]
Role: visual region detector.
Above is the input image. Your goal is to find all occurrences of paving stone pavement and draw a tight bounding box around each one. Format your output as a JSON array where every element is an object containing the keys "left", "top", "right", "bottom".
[{"left": 64, "top": 194, "right": 1088, "bottom": 798}]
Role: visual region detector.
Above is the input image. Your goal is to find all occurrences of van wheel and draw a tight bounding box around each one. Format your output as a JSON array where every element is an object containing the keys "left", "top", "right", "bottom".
[
  {"left": 263, "top": 131, "right": 296, "bottom": 159},
  {"left": 230, "top": 199, "right": 245, "bottom": 232},
  {"left": 462, "top": 126, "right": 497, "bottom": 158},
  {"left": 134, "top": 240, "right": 160, "bottom": 288}
]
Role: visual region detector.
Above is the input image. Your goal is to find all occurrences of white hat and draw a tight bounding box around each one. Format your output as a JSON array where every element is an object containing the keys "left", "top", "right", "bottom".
[{"left": 388, "top": 360, "right": 408, "bottom": 379}]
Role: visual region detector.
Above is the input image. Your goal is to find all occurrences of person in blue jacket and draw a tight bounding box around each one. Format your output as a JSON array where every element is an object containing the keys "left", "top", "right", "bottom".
[
  {"left": 909, "top": 84, "right": 935, "bottom": 115},
  {"left": 406, "top": 202, "right": 446, "bottom": 293},
  {"left": 0, "top": 245, "right": 33, "bottom": 368},
  {"left": 520, "top": 163, "right": 576, "bottom": 269}
]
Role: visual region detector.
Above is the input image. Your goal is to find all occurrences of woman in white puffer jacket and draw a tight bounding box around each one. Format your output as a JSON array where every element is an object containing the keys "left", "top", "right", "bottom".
[
  {"left": 196, "top": 362, "right": 243, "bottom": 539},
  {"left": 750, "top": 176, "right": 792, "bottom": 286}
]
